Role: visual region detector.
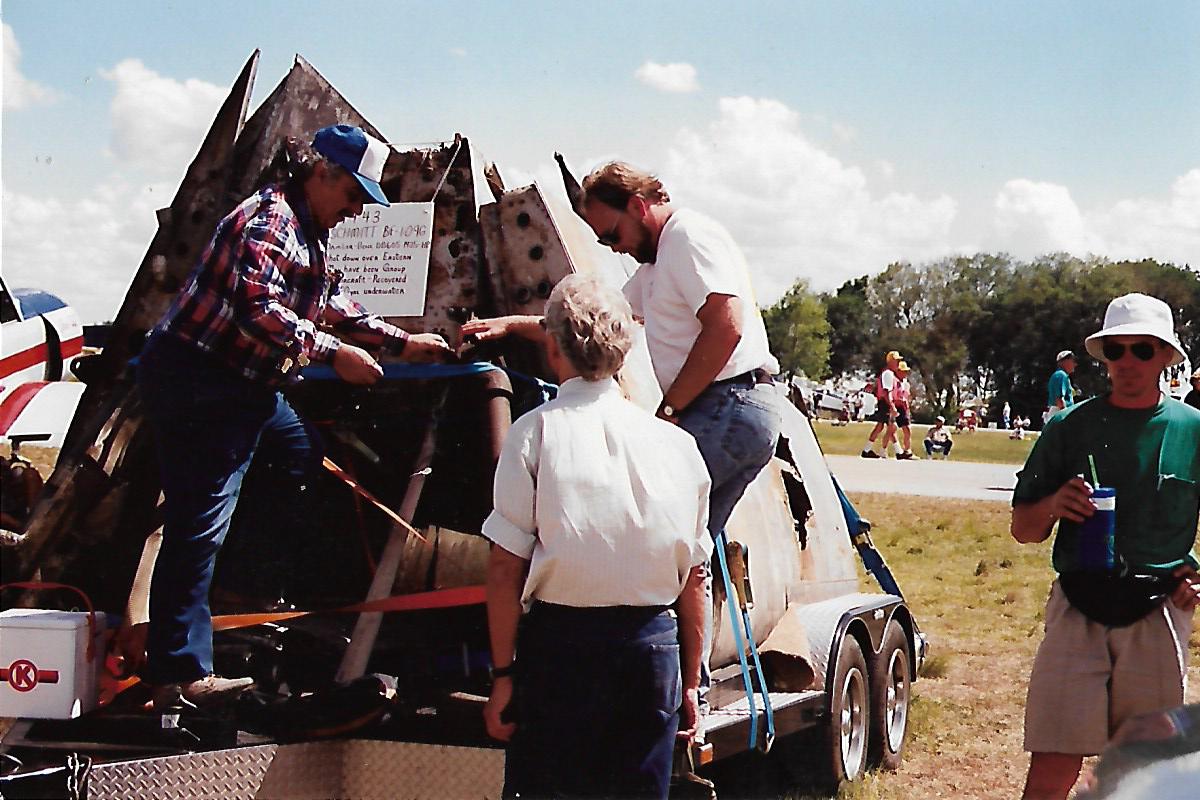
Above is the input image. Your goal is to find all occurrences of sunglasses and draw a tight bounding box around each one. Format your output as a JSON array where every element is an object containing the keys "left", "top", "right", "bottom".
[
  {"left": 1101, "top": 341, "right": 1158, "bottom": 362},
  {"left": 596, "top": 221, "right": 621, "bottom": 247}
]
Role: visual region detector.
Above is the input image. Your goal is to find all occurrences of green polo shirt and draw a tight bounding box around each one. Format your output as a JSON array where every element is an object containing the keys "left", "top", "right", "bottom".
[{"left": 1013, "top": 396, "right": 1200, "bottom": 574}]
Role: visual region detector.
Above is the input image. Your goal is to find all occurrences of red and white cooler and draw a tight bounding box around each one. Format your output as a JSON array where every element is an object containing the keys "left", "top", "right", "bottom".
[{"left": 0, "top": 608, "right": 107, "bottom": 719}]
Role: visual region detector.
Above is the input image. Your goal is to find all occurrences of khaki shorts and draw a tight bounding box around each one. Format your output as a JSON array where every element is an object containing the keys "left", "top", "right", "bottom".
[{"left": 1024, "top": 581, "right": 1193, "bottom": 755}]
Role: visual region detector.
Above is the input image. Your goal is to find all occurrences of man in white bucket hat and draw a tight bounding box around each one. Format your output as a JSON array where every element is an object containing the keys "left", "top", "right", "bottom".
[{"left": 1010, "top": 293, "right": 1200, "bottom": 799}]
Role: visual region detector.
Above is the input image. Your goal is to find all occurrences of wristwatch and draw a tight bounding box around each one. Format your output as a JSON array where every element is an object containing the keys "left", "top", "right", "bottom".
[{"left": 490, "top": 663, "right": 515, "bottom": 680}]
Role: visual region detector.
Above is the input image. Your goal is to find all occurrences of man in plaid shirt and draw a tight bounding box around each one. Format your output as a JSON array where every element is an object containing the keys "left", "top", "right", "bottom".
[{"left": 136, "top": 125, "right": 450, "bottom": 709}]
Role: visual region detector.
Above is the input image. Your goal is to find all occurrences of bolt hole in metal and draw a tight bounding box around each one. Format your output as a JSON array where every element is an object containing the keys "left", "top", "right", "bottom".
[
  {"left": 516, "top": 212, "right": 531, "bottom": 228},
  {"left": 528, "top": 245, "right": 544, "bottom": 261},
  {"left": 513, "top": 286, "right": 533, "bottom": 304},
  {"left": 534, "top": 280, "right": 552, "bottom": 299}
]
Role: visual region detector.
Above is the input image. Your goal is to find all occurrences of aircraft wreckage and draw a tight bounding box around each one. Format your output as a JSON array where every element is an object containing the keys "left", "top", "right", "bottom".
[{"left": 0, "top": 51, "right": 925, "bottom": 799}]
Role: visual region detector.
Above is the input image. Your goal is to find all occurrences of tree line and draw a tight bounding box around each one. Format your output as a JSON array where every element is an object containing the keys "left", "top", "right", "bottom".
[{"left": 763, "top": 254, "right": 1199, "bottom": 425}]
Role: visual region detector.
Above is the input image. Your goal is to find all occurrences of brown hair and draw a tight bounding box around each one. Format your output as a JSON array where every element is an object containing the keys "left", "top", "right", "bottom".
[{"left": 580, "top": 161, "right": 670, "bottom": 211}]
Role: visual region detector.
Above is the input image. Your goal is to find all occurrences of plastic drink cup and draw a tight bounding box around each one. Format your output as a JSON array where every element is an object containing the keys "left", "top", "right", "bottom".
[{"left": 1078, "top": 487, "right": 1116, "bottom": 571}]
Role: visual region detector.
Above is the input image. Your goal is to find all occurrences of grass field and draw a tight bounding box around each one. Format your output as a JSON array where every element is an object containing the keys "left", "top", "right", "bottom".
[
  {"left": 787, "top": 493, "right": 1200, "bottom": 800},
  {"left": 812, "top": 421, "right": 1037, "bottom": 466}
]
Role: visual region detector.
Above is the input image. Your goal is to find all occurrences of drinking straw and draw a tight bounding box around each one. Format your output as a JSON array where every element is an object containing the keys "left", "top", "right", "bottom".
[{"left": 1088, "top": 454, "right": 1100, "bottom": 486}]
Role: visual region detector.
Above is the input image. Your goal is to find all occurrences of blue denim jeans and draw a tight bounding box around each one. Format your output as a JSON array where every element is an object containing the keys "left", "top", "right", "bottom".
[
  {"left": 503, "top": 603, "right": 681, "bottom": 799},
  {"left": 676, "top": 379, "right": 783, "bottom": 710},
  {"left": 137, "top": 334, "right": 321, "bottom": 684}
]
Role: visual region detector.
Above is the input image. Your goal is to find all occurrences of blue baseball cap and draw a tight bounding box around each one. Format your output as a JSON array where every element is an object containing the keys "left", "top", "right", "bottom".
[{"left": 311, "top": 124, "right": 391, "bottom": 206}]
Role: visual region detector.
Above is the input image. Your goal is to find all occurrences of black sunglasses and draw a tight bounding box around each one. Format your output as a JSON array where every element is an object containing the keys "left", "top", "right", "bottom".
[
  {"left": 596, "top": 221, "right": 621, "bottom": 247},
  {"left": 1101, "top": 341, "right": 1158, "bottom": 362}
]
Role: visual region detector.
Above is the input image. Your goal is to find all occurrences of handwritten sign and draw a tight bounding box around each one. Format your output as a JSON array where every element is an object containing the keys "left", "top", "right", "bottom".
[{"left": 327, "top": 202, "right": 434, "bottom": 317}]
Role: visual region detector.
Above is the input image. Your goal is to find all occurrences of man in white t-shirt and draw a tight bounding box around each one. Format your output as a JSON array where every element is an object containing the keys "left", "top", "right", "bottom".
[
  {"left": 577, "top": 162, "right": 783, "bottom": 534},
  {"left": 462, "top": 162, "right": 782, "bottom": 546},
  {"left": 462, "top": 161, "right": 783, "bottom": 717},
  {"left": 861, "top": 350, "right": 901, "bottom": 458}
]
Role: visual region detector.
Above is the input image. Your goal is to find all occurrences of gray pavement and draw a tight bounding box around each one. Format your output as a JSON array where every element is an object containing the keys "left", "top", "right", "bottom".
[{"left": 825, "top": 453, "right": 1019, "bottom": 502}]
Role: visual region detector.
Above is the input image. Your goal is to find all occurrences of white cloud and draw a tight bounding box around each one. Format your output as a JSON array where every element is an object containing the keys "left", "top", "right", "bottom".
[
  {"left": 3, "top": 177, "right": 167, "bottom": 323},
  {"left": 991, "top": 172, "right": 1200, "bottom": 265},
  {"left": 661, "top": 96, "right": 958, "bottom": 302},
  {"left": 993, "top": 179, "right": 1098, "bottom": 255},
  {"left": 1091, "top": 169, "right": 1200, "bottom": 264},
  {"left": 449, "top": 47, "right": 467, "bottom": 58},
  {"left": 0, "top": 59, "right": 226, "bottom": 323},
  {"left": 3, "top": 23, "right": 59, "bottom": 110},
  {"left": 99, "top": 59, "right": 225, "bottom": 178},
  {"left": 634, "top": 61, "right": 699, "bottom": 93}
]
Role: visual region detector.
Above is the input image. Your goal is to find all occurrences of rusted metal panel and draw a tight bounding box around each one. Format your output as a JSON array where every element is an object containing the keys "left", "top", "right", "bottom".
[
  {"left": 479, "top": 184, "right": 575, "bottom": 317},
  {"left": 375, "top": 138, "right": 484, "bottom": 345}
]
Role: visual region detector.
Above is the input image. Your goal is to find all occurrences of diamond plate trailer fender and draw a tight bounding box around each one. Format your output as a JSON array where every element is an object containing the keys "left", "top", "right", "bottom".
[
  {"left": 787, "top": 592, "right": 922, "bottom": 692},
  {"left": 81, "top": 739, "right": 504, "bottom": 800}
]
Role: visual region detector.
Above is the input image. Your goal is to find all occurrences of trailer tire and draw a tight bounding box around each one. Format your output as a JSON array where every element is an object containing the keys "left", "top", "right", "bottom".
[
  {"left": 825, "top": 633, "right": 870, "bottom": 785},
  {"left": 868, "top": 619, "right": 910, "bottom": 770}
]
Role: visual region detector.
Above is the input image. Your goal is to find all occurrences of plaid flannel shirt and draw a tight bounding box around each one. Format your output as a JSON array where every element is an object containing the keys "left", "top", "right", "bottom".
[{"left": 155, "top": 181, "right": 408, "bottom": 385}]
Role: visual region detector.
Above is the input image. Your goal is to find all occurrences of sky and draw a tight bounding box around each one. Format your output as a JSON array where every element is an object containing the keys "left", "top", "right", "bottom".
[{"left": 2, "top": 1, "right": 1198, "bottom": 323}]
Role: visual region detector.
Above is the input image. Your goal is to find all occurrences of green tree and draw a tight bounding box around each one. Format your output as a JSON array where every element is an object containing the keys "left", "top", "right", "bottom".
[
  {"left": 763, "top": 279, "right": 831, "bottom": 379},
  {"left": 824, "top": 277, "right": 873, "bottom": 376}
]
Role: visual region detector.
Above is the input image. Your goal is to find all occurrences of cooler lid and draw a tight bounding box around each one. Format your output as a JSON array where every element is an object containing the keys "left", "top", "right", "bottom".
[{"left": 0, "top": 608, "right": 98, "bottom": 631}]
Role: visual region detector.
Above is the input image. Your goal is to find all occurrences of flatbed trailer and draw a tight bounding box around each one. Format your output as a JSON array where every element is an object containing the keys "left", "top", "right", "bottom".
[{"left": 1, "top": 50, "right": 926, "bottom": 799}]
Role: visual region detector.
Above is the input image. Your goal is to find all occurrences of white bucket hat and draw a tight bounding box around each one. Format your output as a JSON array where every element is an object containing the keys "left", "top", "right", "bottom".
[{"left": 1084, "top": 293, "right": 1186, "bottom": 367}]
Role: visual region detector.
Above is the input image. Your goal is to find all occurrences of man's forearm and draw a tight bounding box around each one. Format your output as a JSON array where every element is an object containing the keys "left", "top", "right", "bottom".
[
  {"left": 1011, "top": 499, "right": 1057, "bottom": 544},
  {"left": 663, "top": 295, "right": 744, "bottom": 413},
  {"left": 664, "top": 328, "right": 740, "bottom": 411},
  {"left": 676, "top": 565, "right": 706, "bottom": 690}
]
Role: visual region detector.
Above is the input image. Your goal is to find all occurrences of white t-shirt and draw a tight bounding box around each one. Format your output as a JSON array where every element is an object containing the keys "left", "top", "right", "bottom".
[
  {"left": 482, "top": 377, "right": 713, "bottom": 609},
  {"left": 622, "top": 208, "right": 779, "bottom": 393},
  {"left": 876, "top": 368, "right": 896, "bottom": 403}
]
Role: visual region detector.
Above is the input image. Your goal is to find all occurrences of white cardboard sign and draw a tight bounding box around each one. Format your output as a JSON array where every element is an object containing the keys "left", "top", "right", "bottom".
[{"left": 326, "top": 202, "right": 434, "bottom": 317}]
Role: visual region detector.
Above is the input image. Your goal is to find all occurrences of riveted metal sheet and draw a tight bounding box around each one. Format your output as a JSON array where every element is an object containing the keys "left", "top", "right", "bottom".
[
  {"left": 85, "top": 740, "right": 504, "bottom": 800},
  {"left": 88, "top": 744, "right": 278, "bottom": 799}
]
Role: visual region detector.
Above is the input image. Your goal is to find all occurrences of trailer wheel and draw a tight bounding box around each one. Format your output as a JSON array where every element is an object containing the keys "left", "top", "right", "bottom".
[
  {"left": 826, "top": 633, "right": 870, "bottom": 784},
  {"left": 869, "top": 619, "right": 911, "bottom": 770}
]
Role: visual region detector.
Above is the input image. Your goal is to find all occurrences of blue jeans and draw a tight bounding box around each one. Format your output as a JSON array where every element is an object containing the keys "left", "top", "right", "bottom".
[
  {"left": 676, "top": 379, "right": 783, "bottom": 709},
  {"left": 503, "top": 603, "right": 681, "bottom": 799},
  {"left": 137, "top": 334, "right": 321, "bottom": 684}
]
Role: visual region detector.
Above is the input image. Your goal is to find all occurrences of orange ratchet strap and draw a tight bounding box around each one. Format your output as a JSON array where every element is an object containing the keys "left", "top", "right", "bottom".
[
  {"left": 211, "top": 585, "right": 487, "bottom": 631},
  {"left": 322, "top": 456, "right": 427, "bottom": 543}
]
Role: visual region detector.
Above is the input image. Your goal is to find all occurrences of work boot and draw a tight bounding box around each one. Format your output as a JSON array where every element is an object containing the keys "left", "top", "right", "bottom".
[
  {"left": 860, "top": 449, "right": 880, "bottom": 459},
  {"left": 153, "top": 675, "right": 255, "bottom": 710}
]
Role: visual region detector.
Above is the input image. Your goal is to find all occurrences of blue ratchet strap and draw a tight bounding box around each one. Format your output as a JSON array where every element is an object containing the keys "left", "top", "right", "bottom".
[
  {"left": 713, "top": 531, "right": 775, "bottom": 752},
  {"left": 300, "top": 361, "right": 558, "bottom": 402},
  {"left": 740, "top": 547, "right": 776, "bottom": 753},
  {"left": 832, "top": 475, "right": 903, "bottom": 598}
]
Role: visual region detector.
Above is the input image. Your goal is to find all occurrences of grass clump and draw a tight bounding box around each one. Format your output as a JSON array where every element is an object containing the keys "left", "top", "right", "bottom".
[{"left": 813, "top": 421, "right": 1036, "bottom": 465}]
